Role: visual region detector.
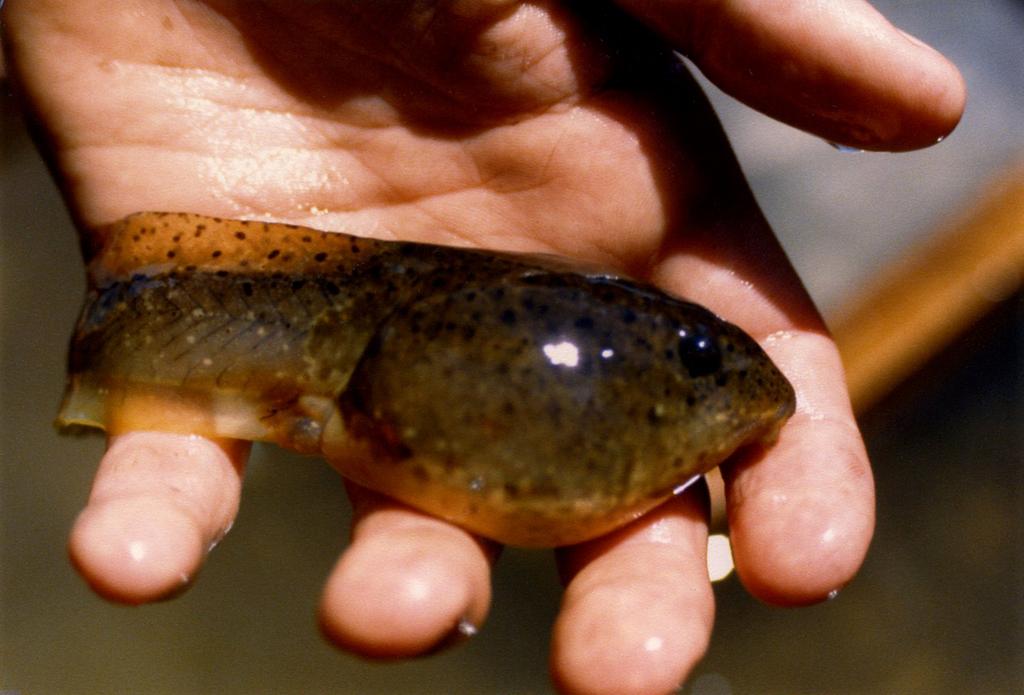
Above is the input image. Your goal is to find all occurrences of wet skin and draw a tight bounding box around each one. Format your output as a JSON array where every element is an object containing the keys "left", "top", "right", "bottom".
[{"left": 59, "top": 212, "right": 793, "bottom": 546}]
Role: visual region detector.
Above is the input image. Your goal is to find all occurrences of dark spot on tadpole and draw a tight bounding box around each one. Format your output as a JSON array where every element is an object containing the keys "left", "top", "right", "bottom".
[
  {"left": 171, "top": 234, "right": 182, "bottom": 242},
  {"left": 622, "top": 308, "right": 637, "bottom": 324},
  {"left": 424, "top": 320, "right": 444, "bottom": 339},
  {"left": 267, "top": 249, "right": 280, "bottom": 260},
  {"left": 235, "top": 231, "right": 246, "bottom": 240},
  {"left": 195, "top": 225, "right": 205, "bottom": 237},
  {"left": 242, "top": 282, "right": 254, "bottom": 297},
  {"left": 211, "top": 250, "right": 222, "bottom": 258},
  {"left": 291, "top": 280, "right": 306, "bottom": 291},
  {"left": 166, "top": 250, "right": 176, "bottom": 259},
  {"left": 500, "top": 309, "right": 517, "bottom": 325},
  {"left": 314, "top": 252, "right": 328, "bottom": 262},
  {"left": 185, "top": 265, "right": 197, "bottom": 272},
  {"left": 323, "top": 281, "right": 341, "bottom": 296},
  {"left": 132, "top": 234, "right": 141, "bottom": 242},
  {"left": 216, "top": 270, "right": 229, "bottom": 278},
  {"left": 302, "top": 236, "right": 312, "bottom": 243}
]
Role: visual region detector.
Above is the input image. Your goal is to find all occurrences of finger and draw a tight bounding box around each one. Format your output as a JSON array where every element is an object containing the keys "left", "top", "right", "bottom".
[
  {"left": 68, "top": 431, "right": 249, "bottom": 604},
  {"left": 724, "top": 331, "right": 875, "bottom": 605},
  {"left": 318, "top": 483, "right": 497, "bottom": 658},
  {"left": 650, "top": 219, "right": 874, "bottom": 605},
  {"left": 551, "top": 484, "right": 713, "bottom": 695},
  {"left": 614, "top": 0, "right": 965, "bottom": 150}
]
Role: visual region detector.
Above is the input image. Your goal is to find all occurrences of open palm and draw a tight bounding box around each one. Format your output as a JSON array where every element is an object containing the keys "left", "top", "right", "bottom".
[{"left": 4, "top": 1, "right": 962, "bottom": 693}]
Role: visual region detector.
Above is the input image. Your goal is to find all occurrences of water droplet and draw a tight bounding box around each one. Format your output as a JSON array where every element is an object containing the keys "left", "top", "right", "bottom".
[
  {"left": 828, "top": 142, "right": 865, "bottom": 153},
  {"left": 456, "top": 618, "right": 478, "bottom": 637},
  {"left": 469, "top": 476, "right": 485, "bottom": 492},
  {"left": 764, "top": 330, "right": 794, "bottom": 345},
  {"left": 827, "top": 589, "right": 840, "bottom": 601}
]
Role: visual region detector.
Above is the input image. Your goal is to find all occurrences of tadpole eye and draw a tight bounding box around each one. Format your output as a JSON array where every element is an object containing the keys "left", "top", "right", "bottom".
[{"left": 678, "top": 327, "right": 721, "bottom": 377}]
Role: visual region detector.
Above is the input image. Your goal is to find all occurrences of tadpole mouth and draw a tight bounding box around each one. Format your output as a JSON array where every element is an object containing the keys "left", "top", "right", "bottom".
[{"left": 759, "top": 362, "right": 797, "bottom": 433}]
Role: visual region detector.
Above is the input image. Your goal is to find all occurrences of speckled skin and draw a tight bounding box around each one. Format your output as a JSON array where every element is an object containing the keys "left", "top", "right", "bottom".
[{"left": 59, "top": 212, "right": 795, "bottom": 546}]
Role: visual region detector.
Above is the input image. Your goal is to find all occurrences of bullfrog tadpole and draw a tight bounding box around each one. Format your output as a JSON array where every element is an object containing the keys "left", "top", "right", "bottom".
[{"left": 58, "top": 212, "right": 795, "bottom": 546}]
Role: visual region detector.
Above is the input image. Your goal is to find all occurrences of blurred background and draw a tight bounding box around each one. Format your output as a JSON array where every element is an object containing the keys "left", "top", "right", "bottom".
[{"left": 2, "top": 1, "right": 1021, "bottom": 693}]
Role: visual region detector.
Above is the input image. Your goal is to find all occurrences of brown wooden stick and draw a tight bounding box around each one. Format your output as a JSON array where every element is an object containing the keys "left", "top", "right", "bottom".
[{"left": 829, "top": 158, "right": 1024, "bottom": 414}]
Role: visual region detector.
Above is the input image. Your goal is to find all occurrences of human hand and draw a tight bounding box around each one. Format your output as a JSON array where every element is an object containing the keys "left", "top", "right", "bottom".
[{"left": 2, "top": 1, "right": 963, "bottom": 693}]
